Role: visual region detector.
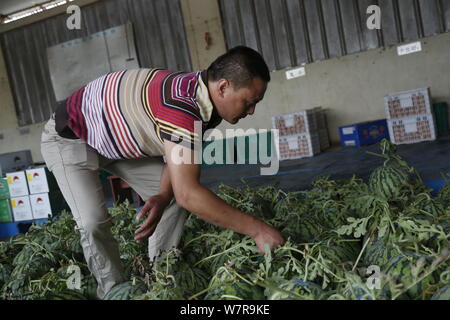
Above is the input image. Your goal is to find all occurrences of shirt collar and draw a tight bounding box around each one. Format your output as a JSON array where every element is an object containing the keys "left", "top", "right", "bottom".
[{"left": 196, "top": 70, "right": 222, "bottom": 126}]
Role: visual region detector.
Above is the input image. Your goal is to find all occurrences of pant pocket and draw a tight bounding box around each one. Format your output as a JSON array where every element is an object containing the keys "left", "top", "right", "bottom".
[{"left": 58, "top": 140, "right": 99, "bottom": 170}]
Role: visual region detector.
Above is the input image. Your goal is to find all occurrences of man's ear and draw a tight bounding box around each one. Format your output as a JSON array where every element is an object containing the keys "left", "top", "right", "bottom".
[{"left": 217, "top": 78, "right": 230, "bottom": 98}]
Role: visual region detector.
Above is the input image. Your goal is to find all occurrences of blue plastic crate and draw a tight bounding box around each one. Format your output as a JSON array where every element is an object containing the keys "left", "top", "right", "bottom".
[
  {"left": 339, "top": 119, "right": 390, "bottom": 148},
  {"left": 0, "top": 218, "right": 48, "bottom": 238}
]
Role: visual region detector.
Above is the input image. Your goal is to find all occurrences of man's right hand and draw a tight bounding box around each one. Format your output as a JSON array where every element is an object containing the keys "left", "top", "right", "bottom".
[
  {"left": 164, "top": 140, "right": 285, "bottom": 254},
  {"left": 252, "top": 223, "right": 285, "bottom": 254}
]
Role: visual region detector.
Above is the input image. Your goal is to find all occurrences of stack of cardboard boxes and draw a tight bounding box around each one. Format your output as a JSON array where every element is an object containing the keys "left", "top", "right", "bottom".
[
  {"left": 272, "top": 107, "right": 330, "bottom": 161},
  {"left": 1, "top": 167, "right": 52, "bottom": 223},
  {"left": 384, "top": 88, "right": 437, "bottom": 145}
]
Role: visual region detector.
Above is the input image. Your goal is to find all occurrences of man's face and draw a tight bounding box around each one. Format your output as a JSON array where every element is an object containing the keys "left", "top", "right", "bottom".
[{"left": 213, "top": 77, "right": 267, "bottom": 124}]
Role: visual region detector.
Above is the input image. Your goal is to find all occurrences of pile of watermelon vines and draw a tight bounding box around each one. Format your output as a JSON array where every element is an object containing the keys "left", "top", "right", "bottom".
[{"left": 1, "top": 139, "right": 449, "bottom": 300}]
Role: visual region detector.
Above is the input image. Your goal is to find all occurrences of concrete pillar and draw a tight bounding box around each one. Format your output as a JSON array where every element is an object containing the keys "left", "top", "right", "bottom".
[
  {"left": 0, "top": 41, "right": 18, "bottom": 130},
  {"left": 180, "top": 0, "right": 227, "bottom": 71}
]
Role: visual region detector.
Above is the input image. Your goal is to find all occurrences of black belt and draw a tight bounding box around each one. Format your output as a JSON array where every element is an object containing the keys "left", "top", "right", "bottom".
[{"left": 54, "top": 99, "right": 79, "bottom": 140}]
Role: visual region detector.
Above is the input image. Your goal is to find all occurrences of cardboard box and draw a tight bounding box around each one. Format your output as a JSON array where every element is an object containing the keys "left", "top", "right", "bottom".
[
  {"left": 272, "top": 109, "right": 318, "bottom": 137},
  {"left": 26, "top": 167, "right": 50, "bottom": 194},
  {"left": 6, "top": 171, "right": 29, "bottom": 197},
  {"left": 29, "top": 193, "right": 52, "bottom": 220},
  {"left": 0, "top": 199, "right": 13, "bottom": 223},
  {"left": 0, "top": 150, "right": 33, "bottom": 173},
  {"left": 0, "top": 178, "right": 10, "bottom": 200},
  {"left": 387, "top": 114, "right": 437, "bottom": 145},
  {"left": 384, "top": 88, "right": 432, "bottom": 119},
  {"left": 10, "top": 196, "right": 33, "bottom": 222},
  {"left": 277, "top": 133, "right": 321, "bottom": 161},
  {"left": 339, "top": 120, "right": 390, "bottom": 148}
]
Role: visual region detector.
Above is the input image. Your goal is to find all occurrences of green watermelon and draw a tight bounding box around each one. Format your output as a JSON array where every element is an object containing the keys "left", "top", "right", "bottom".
[
  {"left": 44, "top": 289, "right": 87, "bottom": 300},
  {"left": 205, "top": 281, "right": 265, "bottom": 300},
  {"left": 343, "top": 284, "right": 374, "bottom": 300},
  {"left": 437, "top": 183, "right": 450, "bottom": 205},
  {"left": 415, "top": 196, "right": 446, "bottom": 218},
  {"left": 363, "top": 240, "right": 400, "bottom": 267},
  {"left": 81, "top": 276, "right": 98, "bottom": 300},
  {"left": 175, "top": 265, "right": 209, "bottom": 297},
  {"left": 431, "top": 284, "right": 450, "bottom": 300},
  {"left": 325, "top": 241, "right": 361, "bottom": 264},
  {"left": 369, "top": 166, "right": 409, "bottom": 200},
  {"left": 319, "top": 206, "right": 348, "bottom": 229},
  {"left": 0, "top": 263, "right": 13, "bottom": 286},
  {"left": 12, "top": 245, "right": 35, "bottom": 266},
  {"left": 265, "top": 279, "right": 323, "bottom": 300},
  {"left": 11, "top": 256, "right": 55, "bottom": 279},
  {"left": 282, "top": 217, "right": 323, "bottom": 243},
  {"left": 382, "top": 254, "right": 437, "bottom": 299},
  {"left": 104, "top": 280, "right": 147, "bottom": 300}
]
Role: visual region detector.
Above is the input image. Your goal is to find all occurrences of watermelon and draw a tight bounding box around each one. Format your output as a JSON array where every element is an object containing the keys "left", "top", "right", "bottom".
[
  {"left": 0, "top": 263, "right": 13, "bottom": 286},
  {"left": 12, "top": 245, "right": 35, "bottom": 266},
  {"left": 11, "top": 256, "right": 55, "bottom": 279},
  {"left": 417, "top": 199, "right": 445, "bottom": 218},
  {"left": 281, "top": 217, "right": 323, "bottom": 243},
  {"left": 205, "top": 281, "right": 265, "bottom": 300},
  {"left": 431, "top": 284, "right": 450, "bottom": 300},
  {"left": 437, "top": 183, "right": 450, "bottom": 205},
  {"left": 44, "top": 289, "right": 87, "bottom": 300},
  {"left": 363, "top": 240, "right": 400, "bottom": 267},
  {"left": 325, "top": 241, "right": 361, "bottom": 264},
  {"left": 81, "top": 276, "right": 98, "bottom": 300},
  {"left": 369, "top": 166, "right": 409, "bottom": 200},
  {"left": 174, "top": 265, "right": 209, "bottom": 297},
  {"left": 320, "top": 207, "right": 348, "bottom": 228},
  {"left": 382, "top": 254, "right": 437, "bottom": 299},
  {"left": 265, "top": 279, "right": 323, "bottom": 300},
  {"left": 103, "top": 280, "right": 147, "bottom": 300},
  {"left": 343, "top": 284, "right": 374, "bottom": 300}
]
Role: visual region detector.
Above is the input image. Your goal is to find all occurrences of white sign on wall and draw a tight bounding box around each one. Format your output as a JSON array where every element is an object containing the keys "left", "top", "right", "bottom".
[
  {"left": 397, "top": 42, "right": 422, "bottom": 56},
  {"left": 47, "top": 23, "right": 140, "bottom": 102}
]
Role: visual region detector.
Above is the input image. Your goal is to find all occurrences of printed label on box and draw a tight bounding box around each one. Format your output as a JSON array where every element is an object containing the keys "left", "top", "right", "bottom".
[
  {"left": 404, "top": 122, "right": 418, "bottom": 133},
  {"left": 345, "top": 140, "right": 356, "bottom": 146},
  {"left": 10, "top": 196, "right": 33, "bottom": 221},
  {"left": 287, "top": 139, "right": 298, "bottom": 150},
  {"left": 400, "top": 97, "right": 413, "bottom": 108},
  {"left": 30, "top": 193, "right": 52, "bottom": 220},
  {"left": 26, "top": 168, "right": 50, "bottom": 194},
  {"left": 342, "top": 127, "right": 354, "bottom": 135},
  {"left": 6, "top": 171, "right": 29, "bottom": 197},
  {"left": 284, "top": 115, "right": 295, "bottom": 127}
]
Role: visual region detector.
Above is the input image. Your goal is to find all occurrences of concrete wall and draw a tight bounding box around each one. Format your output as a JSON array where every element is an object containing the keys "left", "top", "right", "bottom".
[
  {"left": 1, "top": 0, "right": 450, "bottom": 164},
  {"left": 0, "top": 41, "right": 47, "bottom": 163},
  {"left": 225, "top": 31, "right": 450, "bottom": 144},
  {"left": 180, "top": 0, "right": 226, "bottom": 71}
]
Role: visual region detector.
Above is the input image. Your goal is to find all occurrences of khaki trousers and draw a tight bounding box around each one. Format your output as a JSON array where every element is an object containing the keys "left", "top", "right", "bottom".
[{"left": 40, "top": 116, "right": 186, "bottom": 299}]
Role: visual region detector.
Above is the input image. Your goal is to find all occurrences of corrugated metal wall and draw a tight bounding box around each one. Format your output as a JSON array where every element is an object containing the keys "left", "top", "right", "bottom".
[
  {"left": 0, "top": 0, "right": 191, "bottom": 126},
  {"left": 219, "top": 0, "right": 450, "bottom": 71}
]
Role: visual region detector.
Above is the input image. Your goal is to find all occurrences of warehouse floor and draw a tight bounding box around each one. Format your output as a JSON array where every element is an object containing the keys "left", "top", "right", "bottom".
[{"left": 199, "top": 135, "right": 450, "bottom": 194}]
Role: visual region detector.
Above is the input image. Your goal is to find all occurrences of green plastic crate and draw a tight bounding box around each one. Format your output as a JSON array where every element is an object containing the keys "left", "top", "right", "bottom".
[
  {"left": 0, "top": 199, "right": 13, "bottom": 223},
  {"left": 0, "top": 178, "right": 10, "bottom": 200},
  {"left": 433, "top": 102, "right": 449, "bottom": 136}
]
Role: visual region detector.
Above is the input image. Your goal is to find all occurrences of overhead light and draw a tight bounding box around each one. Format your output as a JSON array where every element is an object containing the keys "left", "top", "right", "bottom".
[{"left": 1, "top": 0, "right": 77, "bottom": 24}]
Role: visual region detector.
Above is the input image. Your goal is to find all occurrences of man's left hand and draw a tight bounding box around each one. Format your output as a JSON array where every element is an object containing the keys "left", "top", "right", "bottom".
[{"left": 134, "top": 194, "right": 171, "bottom": 242}]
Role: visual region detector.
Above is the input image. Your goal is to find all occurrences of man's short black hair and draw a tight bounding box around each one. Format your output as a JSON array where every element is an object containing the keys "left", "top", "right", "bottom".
[{"left": 207, "top": 46, "right": 270, "bottom": 89}]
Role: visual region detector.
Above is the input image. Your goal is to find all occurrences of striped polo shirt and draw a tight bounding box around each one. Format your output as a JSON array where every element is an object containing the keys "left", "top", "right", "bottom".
[{"left": 62, "top": 69, "right": 222, "bottom": 159}]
